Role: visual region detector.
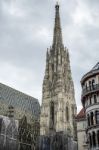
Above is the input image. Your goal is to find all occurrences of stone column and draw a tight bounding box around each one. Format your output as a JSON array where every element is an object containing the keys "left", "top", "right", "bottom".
[
  {"left": 96, "top": 130, "right": 98, "bottom": 149},
  {"left": 93, "top": 111, "right": 96, "bottom": 125},
  {"left": 91, "top": 132, "right": 94, "bottom": 149}
]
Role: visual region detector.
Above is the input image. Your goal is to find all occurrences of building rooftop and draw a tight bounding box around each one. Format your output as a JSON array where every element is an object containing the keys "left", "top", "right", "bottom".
[
  {"left": 91, "top": 62, "right": 99, "bottom": 71},
  {"left": 0, "top": 83, "right": 40, "bottom": 120},
  {"left": 76, "top": 108, "right": 85, "bottom": 120},
  {"left": 81, "top": 62, "right": 99, "bottom": 84}
]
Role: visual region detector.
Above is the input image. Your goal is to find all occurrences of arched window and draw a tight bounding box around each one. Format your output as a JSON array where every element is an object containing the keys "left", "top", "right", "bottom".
[
  {"left": 94, "top": 95, "right": 97, "bottom": 103},
  {"left": 89, "top": 96, "right": 92, "bottom": 105},
  {"left": 87, "top": 114, "right": 90, "bottom": 126},
  {"left": 95, "top": 110, "right": 99, "bottom": 124},
  {"left": 66, "top": 106, "right": 69, "bottom": 122},
  {"left": 89, "top": 133, "right": 92, "bottom": 148},
  {"left": 90, "top": 112, "right": 94, "bottom": 125},
  {"left": 92, "top": 132, "right": 96, "bottom": 147},
  {"left": 89, "top": 81, "right": 92, "bottom": 90},
  {"left": 50, "top": 101, "right": 54, "bottom": 125},
  {"left": 92, "top": 79, "right": 95, "bottom": 89},
  {"left": 85, "top": 83, "right": 87, "bottom": 90}
]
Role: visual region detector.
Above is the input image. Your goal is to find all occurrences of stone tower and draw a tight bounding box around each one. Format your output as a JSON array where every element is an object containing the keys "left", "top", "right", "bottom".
[{"left": 40, "top": 3, "right": 77, "bottom": 140}]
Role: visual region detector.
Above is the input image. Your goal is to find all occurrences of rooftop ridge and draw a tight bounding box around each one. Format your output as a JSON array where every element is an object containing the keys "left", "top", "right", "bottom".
[
  {"left": 0, "top": 82, "right": 38, "bottom": 101},
  {"left": 91, "top": 62, "right": 99, "bottom": 71}
]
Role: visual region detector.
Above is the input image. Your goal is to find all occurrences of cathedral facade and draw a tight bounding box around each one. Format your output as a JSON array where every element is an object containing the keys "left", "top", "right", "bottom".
[{"left": 40, "top": 3, "right": 77, "bottom": 149}]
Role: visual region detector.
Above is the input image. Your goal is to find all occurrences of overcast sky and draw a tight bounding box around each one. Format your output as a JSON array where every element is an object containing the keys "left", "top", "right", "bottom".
[{"left": 0, "top": 0, "right": 99, "bottom": 112}]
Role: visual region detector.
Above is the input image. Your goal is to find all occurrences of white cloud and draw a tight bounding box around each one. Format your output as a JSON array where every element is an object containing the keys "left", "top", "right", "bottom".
[
  {"left": 0, "top": 0, "right": 99, "bottom": 113},
  {"left": 72, "top": 0, "right": 93, "bottom": 25},
  {"left": 2, "top": 0, "right": 25, "bottom": 17}
]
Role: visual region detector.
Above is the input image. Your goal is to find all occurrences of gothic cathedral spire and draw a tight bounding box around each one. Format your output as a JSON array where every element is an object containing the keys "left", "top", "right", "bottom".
[
  {"left": 53, "top": 3, "right": 63, "bottom": 48},
  {"left": 40, "top": 4, "right": 77, "bottom": 141}
]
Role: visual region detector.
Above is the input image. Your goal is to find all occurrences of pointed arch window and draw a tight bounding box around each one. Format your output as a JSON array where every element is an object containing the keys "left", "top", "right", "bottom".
[
  {"left": 50, "top": 101, "right": 54, "bottom": 124},
  {"left": 66, "top": 106, "right": 69, "bottom": 122}
]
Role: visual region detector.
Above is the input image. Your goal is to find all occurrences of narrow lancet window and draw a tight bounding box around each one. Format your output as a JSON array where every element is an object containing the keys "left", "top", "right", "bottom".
[
  {"left": 66, "top": 106, "right": 69, "bottom": 122},
  {"left": 50, "top": 101, "right": 54, "bottom": 125}
]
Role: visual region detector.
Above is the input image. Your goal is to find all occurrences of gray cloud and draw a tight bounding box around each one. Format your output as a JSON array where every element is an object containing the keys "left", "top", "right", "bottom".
[{"left": 0, "top": 0, "right": 99, "bottom": 112}]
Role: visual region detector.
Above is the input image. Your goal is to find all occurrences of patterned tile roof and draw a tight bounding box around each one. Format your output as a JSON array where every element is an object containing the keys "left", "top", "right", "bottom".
[{"left": 0, "top": 83, "right": 40, "bottom": 120}]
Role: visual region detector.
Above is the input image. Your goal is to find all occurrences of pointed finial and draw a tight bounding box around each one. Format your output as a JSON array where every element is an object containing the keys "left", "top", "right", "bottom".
[
  {"left": 53, "top": 0, "right": 63, "bottom": 47},
  {"left": 46, "top": 48, "right": 49, "bottom": 61},
  {"left": 56, "top": 0, "right": 60, "bottom": 4},
  {"left": 55, "top": 1, "right": 59, "bottom": 9}
]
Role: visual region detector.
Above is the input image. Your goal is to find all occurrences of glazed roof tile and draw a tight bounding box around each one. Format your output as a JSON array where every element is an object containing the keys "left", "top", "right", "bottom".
[{"left": 0, "top": 83, "right": 40, "bottom": 119}]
